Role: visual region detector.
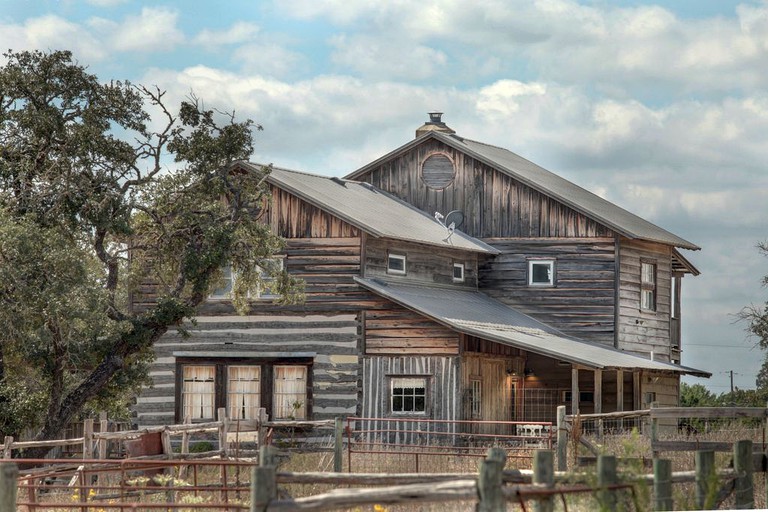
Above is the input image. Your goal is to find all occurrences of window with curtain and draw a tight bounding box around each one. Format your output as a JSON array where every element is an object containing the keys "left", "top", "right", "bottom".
[
  {"left": 228, "top": 366, "right": 261, "bottom": 420},
  {"left": 390, "top": 377, "right": 427, "bottom": 414},
  {"left": 182, "top": 365, "right": 216, "bottom": 420},
  {"left": 273, "top": 365, "right": 307, "bottom": 420}
]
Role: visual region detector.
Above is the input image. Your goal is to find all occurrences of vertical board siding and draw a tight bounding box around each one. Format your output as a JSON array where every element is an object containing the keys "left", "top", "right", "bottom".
[
  {"left": 479, "top": 238, "right": 616, "bottom": 344},
  {"left": 266, "top": 186, "right": 361, "bottom": 238},
  {"left": 360, "top": 140, "right": 612, "bottom": 239},
  {"left": 134, "top": 314, "right": 359, "bottom": 427},
  {"left": 364, "top": 238, "right": 478, "bottom": 288},
  {"left": 618, "top": 238, "right": 673, "bottom": 358},
  {"left": 360, "top": 356, "right": 460, "bottom": 442}
]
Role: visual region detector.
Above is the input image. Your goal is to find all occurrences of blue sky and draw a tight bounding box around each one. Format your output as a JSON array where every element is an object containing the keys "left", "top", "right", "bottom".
[{"left": 3, "top": 0, "right": 768, "bottom": 393}]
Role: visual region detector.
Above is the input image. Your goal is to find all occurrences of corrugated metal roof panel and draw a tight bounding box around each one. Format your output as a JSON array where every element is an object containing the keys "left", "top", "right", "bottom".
[
  {"left": 240, "top": 162, "right": 497, "bottom": 254},
  {"left": 355, "top": 277, "right": 710, "bottom": 377}
]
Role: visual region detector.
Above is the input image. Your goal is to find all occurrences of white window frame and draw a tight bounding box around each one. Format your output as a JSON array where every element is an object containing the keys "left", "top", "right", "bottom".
[
  {"left": 641, "top": 261, "right": 657, "bottom": 311},
  {"left": 387, "top": 253, "right": 407, "bottom": 275},
  {"left": 390, "top": 376, "right": 428, "bottom": 415},
  {"left": 209, "top": 257, "right": 284, "bottom": 300},
  {"left": 528, "top": 259, "right": 555, "bottom": 286},
  {"left": 453, "top": 262, "right": 465, "bottom": 283}
]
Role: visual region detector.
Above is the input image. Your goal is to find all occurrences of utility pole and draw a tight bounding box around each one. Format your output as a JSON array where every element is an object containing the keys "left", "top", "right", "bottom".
[{"left": 730, "top": 370, "right": 734, "bottom": 394}]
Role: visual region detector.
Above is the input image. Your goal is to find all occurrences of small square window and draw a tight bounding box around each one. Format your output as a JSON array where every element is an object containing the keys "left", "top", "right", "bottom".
[
  {"left": 387, "top": 254, "right": 406, "bottom": 275},
  {"left": 453, "top": 263, "right": 465, "bottom": 282},
  {"left": 528, "top": 260, "right": 555, "bottom": 286},
  {"left": 390, "top": 377, "right": 427, "bottom": 414}
]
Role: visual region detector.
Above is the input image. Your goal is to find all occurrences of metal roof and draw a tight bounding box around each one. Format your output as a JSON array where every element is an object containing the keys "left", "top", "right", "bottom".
[
  {"left": 238, "top": 162, "right": 498, "bottom": 254},
  {"left": 355, "top": 277, "right": 710, "bottom": 377},
  {"left": 346, "top": 132, "right": 699, "bottom": 251}
]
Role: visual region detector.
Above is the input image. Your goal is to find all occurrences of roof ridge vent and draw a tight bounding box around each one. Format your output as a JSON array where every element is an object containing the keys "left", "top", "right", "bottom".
[
  {"left": 331, "top": 176, "right": 347, "bottom": 186},
  {"left": 416, "top": 112, "right": 456, "bottom": 138}
]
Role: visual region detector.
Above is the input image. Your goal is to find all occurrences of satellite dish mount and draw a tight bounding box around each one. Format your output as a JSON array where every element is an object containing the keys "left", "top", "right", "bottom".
[{"left": 434, "top": 210, "right": 465, "bottom": 243}]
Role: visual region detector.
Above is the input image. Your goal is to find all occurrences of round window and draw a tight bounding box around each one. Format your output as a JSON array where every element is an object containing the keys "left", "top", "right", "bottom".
[{"left": 421, "top": 154, "right": 455, "bottom": 189}]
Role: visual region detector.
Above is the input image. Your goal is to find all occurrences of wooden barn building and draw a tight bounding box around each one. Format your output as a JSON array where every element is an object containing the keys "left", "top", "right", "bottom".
[{"left": 133, "top": 113, "right": 709, "bottom": 428}]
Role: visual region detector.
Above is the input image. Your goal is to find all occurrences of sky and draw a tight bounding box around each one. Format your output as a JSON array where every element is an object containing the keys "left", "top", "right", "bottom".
[{"left": 2, "top": 0, "right": 768, "bottom": 394}]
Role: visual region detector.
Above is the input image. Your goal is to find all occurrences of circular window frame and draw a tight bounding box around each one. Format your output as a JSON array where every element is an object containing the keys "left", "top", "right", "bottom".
[{"left": 420, "top": 151, "right": 456, "bottom": 190}]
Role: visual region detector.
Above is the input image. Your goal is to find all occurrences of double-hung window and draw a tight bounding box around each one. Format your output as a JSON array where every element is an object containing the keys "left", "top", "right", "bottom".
[
  {"left": 641, "top": 261, "right": 656, "bottom": 311},
  {"left": 177, "top": 359, "right": 311, "bottom": 422},
  {"left": 210, "top": 258, "right": 284, "bottom": 300}
]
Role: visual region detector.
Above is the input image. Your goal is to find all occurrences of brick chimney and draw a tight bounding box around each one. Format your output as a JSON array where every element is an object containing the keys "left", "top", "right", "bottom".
[{"left": 415, "top": 112, "right": 455, "bottom": 138}]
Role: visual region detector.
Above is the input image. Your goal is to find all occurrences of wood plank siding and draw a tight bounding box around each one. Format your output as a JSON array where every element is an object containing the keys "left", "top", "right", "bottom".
[
  {"left": 364, "top": 307, "right": 460, "bottom": 355},
  {"left": 618, "top": 238, "right": 673, "bottom": 359},
  {"left": 357, "top": 139, "right": 613, "bottom": 239},
  {"left": 364, "top": 237, "right": 478, "bottom": 288},
  {"left": 134, "top": 315, "right": 359, "bottom": 426},
  {"left": 479, "top": 238, "right": 617, "bottom": 344}
]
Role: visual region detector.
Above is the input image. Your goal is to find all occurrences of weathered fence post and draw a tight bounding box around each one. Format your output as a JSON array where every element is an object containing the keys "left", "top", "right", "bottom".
[
  {"left": 252, "top": 446, "right": 278, "bottom": 512},
  {"left": 650, "top": 402, "right": 659, "bottom": 459},
  {"left": 477, "top": 447, "right": 506, "bottom": 512},
  {"left": 2, "top": 437, "right": 12, "bottom": 460},
  {"left": 597, "top": 454, "right": 618, "bottom": 510},
  {"left": 83, "top": 418, "right": 94, "bottom": 459},
  {"left": 218, "top": 407, "right": 229, "bottom": 458},
  {"left": 0, "top": 463, "right": 18, "bottom": 512},
  {"left": 695, "top": 450, "right": 716, "bottom": 510},
  {"left": 733, "top": 439, "right": 754, "bottom": 509},
  {"left": 653, "top": 458, "right": 673, "bottom": 511},
  {"left": 533, "top": 450, "right": 554, "bottom": 512},
  {"left": 334, "top": 417, "right": 343, "bottom": 473},
  {"left": 556, "top": 405, "right": 567, "bottom": 471},
  {"left": 257, "top": 408, "right": 268, "bottom": 448}
]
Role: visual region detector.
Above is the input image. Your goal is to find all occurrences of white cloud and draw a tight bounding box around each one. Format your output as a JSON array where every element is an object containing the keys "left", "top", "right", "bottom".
[
  {"left": 194, "top": 22, "right": 260, "bottom": 46},
  {"left": 85, "top": 0, "right": 129, "bottom": 6},
  {"left": 0, "top": 15, "right": 106, "bottom": 62},
  {"left": 329, "top": 34, "right": 447, "bottom": 80},
  {"left": 91, "top": 7, "right": 184, "bottom": 53}
]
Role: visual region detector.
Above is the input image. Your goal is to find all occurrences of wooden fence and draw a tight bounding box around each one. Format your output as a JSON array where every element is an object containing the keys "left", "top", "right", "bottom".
[{"left": 0, "top": 442, "right": 757, "bottom": 511}]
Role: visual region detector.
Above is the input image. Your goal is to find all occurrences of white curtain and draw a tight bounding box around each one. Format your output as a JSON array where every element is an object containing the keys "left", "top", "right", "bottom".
[
  {"left": 182, "top": 366, "right": 215, "bottom": 419},
  {"left": 273, "top": 366, "right": 306, "bottom": 419},
  {"left": 228, "top": 366, "right": 261, "bottom": 420}
]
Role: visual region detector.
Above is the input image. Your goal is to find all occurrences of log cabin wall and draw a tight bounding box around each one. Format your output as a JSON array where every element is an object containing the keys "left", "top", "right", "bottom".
[
  {"left": 134, "top": 314, "right": 359, "bottom": 427},
  {"left": 357, "top": 139, "right": 612, "bottom": 239},
  {"left": 363, "top": 237, "right": 478, "bottom": 289},
  {"left": 618, "top": 238, "right": 673, "bottom": 359},
  {"left": 478, "top": 237, "right": 617, "bottom": 344},
  {"left": 133, "top": 186, "right": 373, "bottom": 427},
  {"left": 364, "top": 305, "right": 460, "bottom": 356}
]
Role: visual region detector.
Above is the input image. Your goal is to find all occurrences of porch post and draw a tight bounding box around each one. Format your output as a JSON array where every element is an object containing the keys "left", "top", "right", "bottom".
[
  {"left": 616, "top": 370, "right": 624, "bottom": 430},
  {"left": 571, "top": 368, "right": 579, "bottom": 415},
  {"left": 594, "top": 369, "right": 603, "bottom": 438}
]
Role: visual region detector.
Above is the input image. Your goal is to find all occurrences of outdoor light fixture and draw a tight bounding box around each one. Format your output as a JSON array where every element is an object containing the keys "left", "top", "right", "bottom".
[{"left": 524, "top": 368, "right": 535, "bottom": 377}]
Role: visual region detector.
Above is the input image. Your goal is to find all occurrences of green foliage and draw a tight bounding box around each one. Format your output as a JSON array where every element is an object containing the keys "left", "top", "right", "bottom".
[
  {"left": 189, "top": 441, "right": 214, "bottom": 453},
  {"left": 0, "top": 50, "right": 303, "bottom": 443},
  {"left": 680, "top": 383, "right": 717, "bottom": 407}
]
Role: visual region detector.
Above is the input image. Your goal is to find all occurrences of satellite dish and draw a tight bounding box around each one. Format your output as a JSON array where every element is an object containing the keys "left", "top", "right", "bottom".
[{"left": 444, "top": 210, "right": 464, "bottom": 230}]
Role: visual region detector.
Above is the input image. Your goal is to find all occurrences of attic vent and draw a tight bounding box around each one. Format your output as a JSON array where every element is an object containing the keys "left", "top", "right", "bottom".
[{"left": 421, "top": 153, "right": 455, "bottom": 189}]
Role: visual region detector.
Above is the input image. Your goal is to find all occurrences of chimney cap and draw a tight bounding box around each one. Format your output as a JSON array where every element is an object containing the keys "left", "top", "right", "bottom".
[{"left": 416, "top": 112, "right": 455, "bottom": 138}]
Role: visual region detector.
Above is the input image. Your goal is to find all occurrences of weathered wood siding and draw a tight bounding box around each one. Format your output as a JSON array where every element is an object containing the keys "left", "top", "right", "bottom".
[
  {"left": 364, "top": 237, "right": 478, "bottom": 288},
  {"left": 265, "top": 186, "right": 360, "bottom": 238},
  {"left": 360, "top": 355, "right": 460, "bottom": 439},
  {"left": 461, "top": 353, "right": 518, "bottom": 423},
  {"left": 134, "top": 314, "right": 359, "bottom": 427},
  {"left": 479, "top": 238, "right": 616, "bottom": 344},
  {"left": 358, "top": 139, "right": 613, "bottom": 239},
  {"left": 364, "top": 306, "right": 460, "bottom": 355},
  {"left": 618, "top": 238, "right": 673, "bottom": 359}
]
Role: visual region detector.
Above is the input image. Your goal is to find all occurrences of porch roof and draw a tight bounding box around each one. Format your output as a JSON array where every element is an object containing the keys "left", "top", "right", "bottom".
[{"left": 355, "top": 277, "right": 711, "bottom": 377}]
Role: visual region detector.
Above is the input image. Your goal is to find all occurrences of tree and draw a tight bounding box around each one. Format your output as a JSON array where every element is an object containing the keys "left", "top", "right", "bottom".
[
  {"left": 680, "top": 382, "right": 717, "bottom": 407},
  {"left": 740, "top": 241, "right": 768, "bottom": 390},
  {"left": 0, "top": 49, "right": 301, "bottom": 450}
]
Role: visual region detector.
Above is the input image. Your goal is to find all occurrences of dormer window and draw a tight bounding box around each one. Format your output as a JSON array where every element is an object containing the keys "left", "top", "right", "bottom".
[
  {"left": 528, "top": 259, "right": 555, "bottom": 286},
  {"left": 387, "top": 254, "right": 406, "bottom": 275},
  {"left": 453, "top": 262, "right": 465, "bottom": 282}
]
